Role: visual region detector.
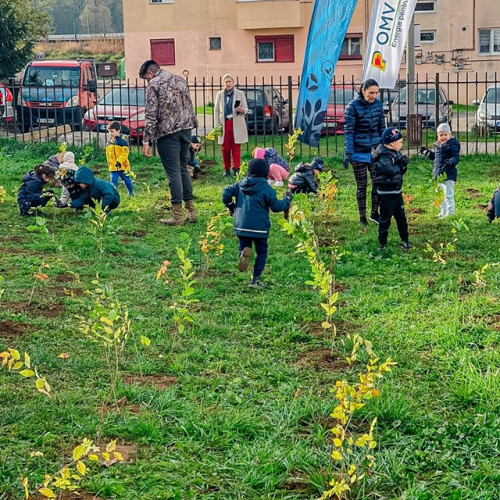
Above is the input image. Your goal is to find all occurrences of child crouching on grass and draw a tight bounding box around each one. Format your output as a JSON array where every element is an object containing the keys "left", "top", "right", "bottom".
[
  {"left": 69, "top": 167, "right": 120, "bottom": 213},
  {"left": 487, "top": 184, "right": 500, "bottom": 223},
  {"left": 17, "top": 164, "right": 55, "bottom": 216},
  {"left": 288, "top": 157, "right": 324, "bottom": 194},
  {"left": 372, "top": 128, "right": 411, "bottom": 252},
  {"left": 222, "top": 158, "right": 292, "bottom": 289}
]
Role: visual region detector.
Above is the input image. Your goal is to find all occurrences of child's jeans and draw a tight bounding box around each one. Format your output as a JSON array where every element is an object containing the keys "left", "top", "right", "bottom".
[
  {"left": 378, "top": 192, "right": 409, "bottom": 245},
  {"left": 238, "top": 236, "right": 268, "bottom": 281},
  {"left": 110, "top": 171, "right": 134, "bottom": 195},
  {"left": 439, "top": 179, "right": 455, "bottom": 216},
  {"left": 268, "top": 164, "right": 289, "bottom": 182}
]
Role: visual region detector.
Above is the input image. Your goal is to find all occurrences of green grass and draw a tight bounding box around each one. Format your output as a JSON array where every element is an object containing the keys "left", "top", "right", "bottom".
[{"left": 0, "top": 139, "right": 499, "bottom": 499}]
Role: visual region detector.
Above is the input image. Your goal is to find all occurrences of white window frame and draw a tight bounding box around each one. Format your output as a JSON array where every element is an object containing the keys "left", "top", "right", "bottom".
[
  {"left": 150, "top": 0, "right": 173, "bottom": 4},
  {"left": 420, "top": 30, "right": 436, "bottom": 43},
  {"left": 415, "top": 1, "right": 436, "bottom": 13},
  {"left": 479, "top": 28, "right": 500, "bottom": 55},
  {"left": 257, "top": 42, "right": 275, "bottom": 62}
]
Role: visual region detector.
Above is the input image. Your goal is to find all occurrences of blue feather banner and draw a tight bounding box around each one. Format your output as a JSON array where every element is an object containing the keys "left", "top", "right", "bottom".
[{"left": 295, "top": 0, "right": 359, "bottom": 147}]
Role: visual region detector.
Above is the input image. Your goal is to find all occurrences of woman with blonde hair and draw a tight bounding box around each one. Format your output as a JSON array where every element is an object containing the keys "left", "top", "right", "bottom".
[{"left": 214, "top": 74, "right": 248, "bottom": 176}]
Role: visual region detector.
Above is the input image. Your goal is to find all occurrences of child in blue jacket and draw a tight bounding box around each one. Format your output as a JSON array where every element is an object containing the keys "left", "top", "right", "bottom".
[
  {"left": 222, "top": 158, "right": 292, "bottom": 289},
  {"left": 487, "top": 184, "right": 500, "bottom": 223},
  {"left": 17, "top": 164, "right": 55, "bottom": 216},
  {"left": 70, "top": 167, "right": 120, "bottom": 212}
]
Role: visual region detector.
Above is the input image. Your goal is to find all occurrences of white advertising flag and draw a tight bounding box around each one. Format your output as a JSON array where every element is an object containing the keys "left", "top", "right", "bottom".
[{"left": 362, "top": 0, "right": 418, "bottom": 89}]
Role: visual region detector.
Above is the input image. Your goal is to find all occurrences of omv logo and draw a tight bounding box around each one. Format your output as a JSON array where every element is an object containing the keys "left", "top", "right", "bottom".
[{"left": 371, "top": 52, "right": 387, "bottom": 71}]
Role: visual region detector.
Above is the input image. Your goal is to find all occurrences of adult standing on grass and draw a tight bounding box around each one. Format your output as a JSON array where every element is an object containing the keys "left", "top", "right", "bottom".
[
  {"left": 140, "top": 59, "right": 198, "bottom": 225},
  {"left": 343, "top": 79, "right": 386, "bottom": 227},
  {"left": 214, "top": 74, "right": 248, "bottom": 177}
]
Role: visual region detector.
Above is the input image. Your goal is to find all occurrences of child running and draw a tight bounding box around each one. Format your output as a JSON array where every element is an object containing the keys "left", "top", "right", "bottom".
[
  {"left": 372, "top": 128, "right": 411, "bottom": 251},
  {"left": 222, "top": 158, "right": 292, "bottom": 289}
]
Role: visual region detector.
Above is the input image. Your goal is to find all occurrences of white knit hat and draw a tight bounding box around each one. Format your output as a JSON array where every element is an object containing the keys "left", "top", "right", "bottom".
[
  {"left": 63, "top": 151, "right": 75, "bottom": 163},
  {"left": 437, "top": 123, "right": 451, "bottom": 134}
]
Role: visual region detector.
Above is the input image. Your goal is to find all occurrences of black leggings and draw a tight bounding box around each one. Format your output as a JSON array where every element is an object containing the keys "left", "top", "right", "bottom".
[{"left": 352, "top": 161, "right": 378, "bottom": 218}]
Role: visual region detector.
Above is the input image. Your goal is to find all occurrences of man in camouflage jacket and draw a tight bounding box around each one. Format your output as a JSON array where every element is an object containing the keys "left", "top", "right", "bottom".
[{"left": 140, "top": 59, "right": 198, "bottom": 225}]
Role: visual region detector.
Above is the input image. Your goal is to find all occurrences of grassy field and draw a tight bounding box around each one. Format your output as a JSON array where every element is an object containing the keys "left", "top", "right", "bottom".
[{"left": 0, "top": 139, "right": 499, "bottom": 499}]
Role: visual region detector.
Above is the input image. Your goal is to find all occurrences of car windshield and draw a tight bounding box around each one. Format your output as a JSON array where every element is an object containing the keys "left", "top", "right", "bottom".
[
  {"left": 328, "top": 88, "right": 355, "bottom": 105},
  {"left": 23, "top": 67, "right": 81, "bottom": 87},
  {"left": 241, "top": 89, "right": 264, "bottom": 106},
  {"left": 484, "top": 88, "right": 500, "bottom": 103},
  {"left": 99, "top": 88, "right": 146, "bottom": 107},
  {"left": 397, "top": 88, "right": 441, "bottom": 105}
]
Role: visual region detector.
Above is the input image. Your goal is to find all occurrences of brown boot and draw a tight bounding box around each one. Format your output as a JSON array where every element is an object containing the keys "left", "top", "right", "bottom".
[
  {"left": 184, "top": 200, "right": 197, "bottom": 223},
  {"left": 159, "top": 204, "right": 184, "bottom": 225}
]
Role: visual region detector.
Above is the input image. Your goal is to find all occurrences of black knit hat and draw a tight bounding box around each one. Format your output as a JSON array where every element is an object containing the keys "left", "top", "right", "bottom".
[
  {"left": 60, "top": 169, "right": 76, "bottom": 186},
  {"left": 382, "top": 127, "right": 403, "bottom": 145},
  {"left": 311, "top": 157, "right": 324, "bottom": 171},
  {"left": 248, "top": 158, "right": 269, "bottom": 178},
  {"left": 191, "top": 135, "right": 201, "bottom": 144}
]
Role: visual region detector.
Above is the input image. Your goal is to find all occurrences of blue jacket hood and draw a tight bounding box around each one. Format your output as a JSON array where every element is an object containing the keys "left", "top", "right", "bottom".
[{"left": 74, "top": 166, "right": 95, "bottom": 185}]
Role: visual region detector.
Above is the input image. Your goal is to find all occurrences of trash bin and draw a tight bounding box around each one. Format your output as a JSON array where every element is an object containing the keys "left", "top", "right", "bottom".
[
  {"left": 97, "top": 62, "right": 117, "bottom": 78},
  {"left": 407, "top": 114, "right": 422, "bottom": 146}
]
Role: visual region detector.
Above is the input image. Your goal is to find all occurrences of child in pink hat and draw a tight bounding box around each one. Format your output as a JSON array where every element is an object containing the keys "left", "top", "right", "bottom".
[{"left": 253, "top": 147, "right": 289, "bottom": 187}]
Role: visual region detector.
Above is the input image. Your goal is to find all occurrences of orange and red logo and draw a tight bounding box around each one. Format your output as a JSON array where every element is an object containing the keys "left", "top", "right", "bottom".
[{"left": 371, "top": 51, "right": 387, "bottom": 71}]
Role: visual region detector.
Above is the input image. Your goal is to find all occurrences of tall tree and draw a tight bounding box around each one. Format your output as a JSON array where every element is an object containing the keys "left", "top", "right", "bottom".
[
  {"left": 0, "top": 0, "right": 49, "bottom": 79},
  {"left": 79, "top": 0, "right": 113, "bottom": 34}
]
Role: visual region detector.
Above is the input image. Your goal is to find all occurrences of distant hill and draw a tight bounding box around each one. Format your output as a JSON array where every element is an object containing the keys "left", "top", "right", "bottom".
[{"left": 34, "top": 0, "right": 123, "bottom": 35}]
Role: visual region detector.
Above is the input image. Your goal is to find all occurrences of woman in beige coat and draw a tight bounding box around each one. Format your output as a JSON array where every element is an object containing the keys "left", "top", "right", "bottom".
[{"left": 214, "top": 74, "right": 248, "bottom": 176}]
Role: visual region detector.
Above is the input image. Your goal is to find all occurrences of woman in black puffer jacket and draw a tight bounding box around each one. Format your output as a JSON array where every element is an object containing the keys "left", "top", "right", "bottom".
[{"left": 344, "top": 79, "right": 386, "bottom": 226}]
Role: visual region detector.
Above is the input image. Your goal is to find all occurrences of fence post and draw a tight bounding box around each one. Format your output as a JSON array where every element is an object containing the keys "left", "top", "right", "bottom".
[
  {"left": 287, "top": 76, "right": 293, "bottom": 134},
  {"left": 435, "top": 73, "right": 440, "bottom": 137}
]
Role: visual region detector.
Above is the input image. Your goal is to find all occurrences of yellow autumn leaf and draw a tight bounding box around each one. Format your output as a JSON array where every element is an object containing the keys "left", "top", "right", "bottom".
[
  {"left": 140, "top": 336, "right": 151, "bottom": 346},
  {"left": 9, "top": 349, "right": 20, "bottom": 360},
  {"left": 76, "top": 460, "right": 86, "bottom": 476},
  {"left": 39, "top": 487, "right": 56, "bottom": 498},
  {"left": 24, "top": 352, "right": 31, "bottom": 368},
  {"left": 106, "top": 440, "right": 117, "bottom": 452},
  {"left": 113, "top": 451, "right": 124, "bottom": 461},
  {"left": 72, "top": 445, "right": 85, "bottom": 461},
  {"left": 88, "top": 454, "right": 99, "bottom": 461},
  {"left": 333, "top": 438, "right": 343, "bottom": 447},
  {"left": 331, "top": 450, "right": 343, "bottom": 461},
  {"left": 12, "top": 361, "right": 24, "bottom": 370},
  {"left": 20, "top": 369, "right": 35, "bottom": 378},
  {"left": 101, "top": 451, "right": 110, "bottom": 461},
  {"left": 35, "top": 379, "right": 45, "bottom": 390},
  {"left": 100, "top": 317, "right": 114, "bottom": 326},
  {"left": 59, "top": 353, "right": 70, "bottom": 359},
  {"left": 30, "top": 451, "right": 44, "bottom": 457}
]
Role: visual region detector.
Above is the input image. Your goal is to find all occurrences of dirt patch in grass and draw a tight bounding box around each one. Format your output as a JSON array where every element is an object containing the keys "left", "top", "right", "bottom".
[
  {"left": 55, "top": 273, "right": 75, "bottom": 283},
  {"left": 1, "top": 235, "right": 27, "bottom": 243},
  {"left": 4, "top": 301, "right": 64, "bottom": 318},
  {"left": 201, "top": 159, "right": 217, "bottom": 167},
  {"left": 31, "top": 492, "right": 105, "bottom": 500},
  {"left": 465, "top": 188, "right": 482, "bottom": 198},
  {"left": 119, "top": 238, "right": 133, "bottom": 245},
  {"left": 476, "top": 203, "right": 489, "bottom": 212},
  {"left": 102, "top": 396, "right": 142, "bottom": 415},
  {"left": 124, "top": 374, "right": 178, "bottom": 390},
  {"left": 0, "top": 319, "right": 30, "bottom": 339},
  {"left": 3, "top": 247, "right": 43, "bottom": 255},
  {"left": 132, "top": 230, "right": 147, "bottom": 237},
  {"left": 407, "top": 207, "right": 424, "bottom": 214},
  {"left": 281, "top": 472, "right": 310, "bottom": 491},
  {"left": 297, "top": 349, "right": 349, "bottom": 371}
]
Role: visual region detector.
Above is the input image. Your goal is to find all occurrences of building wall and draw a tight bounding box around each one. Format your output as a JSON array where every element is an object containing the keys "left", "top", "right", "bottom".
[{"left": 123, "top": 0, "right": 500, "bottom": 86}]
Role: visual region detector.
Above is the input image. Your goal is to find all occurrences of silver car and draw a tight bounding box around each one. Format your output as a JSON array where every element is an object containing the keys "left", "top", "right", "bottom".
[
  {"left": 390, "top": 86, "right": 453, "bottom": 130},
  {"left": 473, "top": 85, "right": 500, "bottom": 132}
]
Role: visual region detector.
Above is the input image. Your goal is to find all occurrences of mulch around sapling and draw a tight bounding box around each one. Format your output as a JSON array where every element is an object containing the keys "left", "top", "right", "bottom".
[
  {"left": 123, "top": 374, "right": 178, "bottom": 390},
  {"left": 0, "top": 319, "right": 30, "bottom": 339},
  {"left": 465, "top": 188, "right": 482, "bottom": 198},
  {"left": 4, "top": 301, "right": 64, "bottom": 318},
  {"left": 297, "top": 349, "right": 349, "bottom": 371},
  {"left": 54, "top": 273, "right": 75, "bottom": 283}
]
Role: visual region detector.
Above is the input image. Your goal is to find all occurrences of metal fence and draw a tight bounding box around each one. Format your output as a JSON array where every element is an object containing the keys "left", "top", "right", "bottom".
[{"left": 1, "top": 72, "right": 499, "bottom": 157}]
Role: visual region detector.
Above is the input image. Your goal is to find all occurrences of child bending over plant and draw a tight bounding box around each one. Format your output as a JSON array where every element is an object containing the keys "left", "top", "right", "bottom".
[
  {"left": 253, "top": 147, "right": 289, "bottom": 186},
  {"left": 70, "top": 167, "right": 120, "bottom": 213},
  {"left": 288, "top": 157, "right": 324, "bottom": 194},
  {"left": 17, "top": 164, "right": 55, "bottom": 216},
  {"left": 222, "top": 158, "right": 292, "bottom": 289}
]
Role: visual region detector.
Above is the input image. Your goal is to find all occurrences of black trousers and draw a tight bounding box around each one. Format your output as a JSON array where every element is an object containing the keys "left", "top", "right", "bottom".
[
  {"left": 352, "top": 161, "right": 378, "bottom": 218},
  {"left": 378, "top": 192, "right": 409, "bottom": 245}
]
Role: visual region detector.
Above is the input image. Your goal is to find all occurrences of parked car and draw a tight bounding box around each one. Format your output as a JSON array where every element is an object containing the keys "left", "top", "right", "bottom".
[
  {"left": 382, "top": 81, "right": 406, "bottom": 114},
  {"left": 0, "top": 83, "right": 15, "bottom": 123},
  {"left": 17, "top": 59, "right": 98, "bottom": 132},
  {"left": 322, "top": 85, "right": 356, "bottom": 134},
  {"left": 473, "top": 84, "right": 500, "bottom": 132},
  {"left": 390, "top": 86, "right": 453, "bottom": 129},
  {"left": 238, "top": 85, "right": 289, "bottom": 134},
  {"left": 83, "top": 87, "right": 146, "bottom": 142}
]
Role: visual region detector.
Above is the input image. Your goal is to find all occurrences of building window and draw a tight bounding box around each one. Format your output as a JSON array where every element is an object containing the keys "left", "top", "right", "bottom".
[
  {"left": 339, "top": 35, "right": 362, "bottom": 60},
  {"left": 479, "top": 29, "right": 500, "bottom": 54},
  {"left": 150, "top": 39, "right": 175, "bottom": 65},
  {"left": 415, "top": 1, "right": 436, "bottom": 12},
  {"left": 150, "top": 0, "right": 173, "bottom": 3},
  {"left": 209, "top": 37, "right": 221, "bottom": 50},
  {"left": 255, "top": 35, "right": 294, "bottom": 63},
  {"left": 420, "top": 30, "right": 436, "bottom": 43}
]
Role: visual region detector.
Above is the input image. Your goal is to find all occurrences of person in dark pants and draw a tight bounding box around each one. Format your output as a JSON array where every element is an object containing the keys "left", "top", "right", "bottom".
[
  {"left": 17, "top": 164, "right": 55, "bottom": 216},
  {"left": 372, "top": 128, "right": 411, "bottom": 252},
  {"left": 140, "top": 59, "right": 198, "bottom": 225},
  {"left": 487, "top": 184, "right": 500, "bottom": 223},
  {"left": 222, "top": 158, "right": 292, "bottom": 289},
  {"left": 344, "top": 79, "right": 386, "bottom": 226}
]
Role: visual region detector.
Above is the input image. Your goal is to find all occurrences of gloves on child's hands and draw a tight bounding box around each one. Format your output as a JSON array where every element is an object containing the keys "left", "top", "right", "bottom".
[
  {"left": 285, "top": 190, "right": 294, "bottom": 201},
  {"left": 115, "top": 162, "right": 122, "bottom": 169},
  {"left": 418, "top": 147, "right": 432, "bottom": 159},
  {"left": 226, "top": 202, "right": 236, "bottom": 216},
  {"left": 343, "top": 153, "right": 352, "bottom": 170},
  {"left": 42, "top": 190, "right": 55, "bottom": 198},
  {"left": 54, "top": 199, "right": 68, "bottom": 208}
]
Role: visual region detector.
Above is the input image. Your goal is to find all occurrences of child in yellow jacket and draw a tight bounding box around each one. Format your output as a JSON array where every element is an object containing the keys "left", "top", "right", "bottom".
[{"left": 106, "top": 121, "right": 134, "bottom": 195}]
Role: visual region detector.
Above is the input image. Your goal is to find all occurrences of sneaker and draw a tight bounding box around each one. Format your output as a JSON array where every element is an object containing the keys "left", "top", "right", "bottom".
[
  {"left": 379, "top": 243, "right": 387, "bottom": 251},
  {"left": 360, "top": 217, "right": 368, "bottom": 227},
  {"left": 249, "top": 278, "right": 267, "bottom": 290},
  {"left": 487, "top": 212, "right": 494, "bottom": 224},
  {"left": 232, "top": 168, "right": 240, "bottom": 176},
  {"left": 223, "top": 170, "right": 231, "bottom": 177},
  {"left": 400, "top": 241, "right": 412, "bottom": 251},
  {"left": 369, "top": 213, "right": 380, "bottom": 224},
  {"left": 437, "top": 212, "right": 447, "bottom": 219},
  {"left": 238, "top": 247, "right": 252, "bottom": 272}
]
